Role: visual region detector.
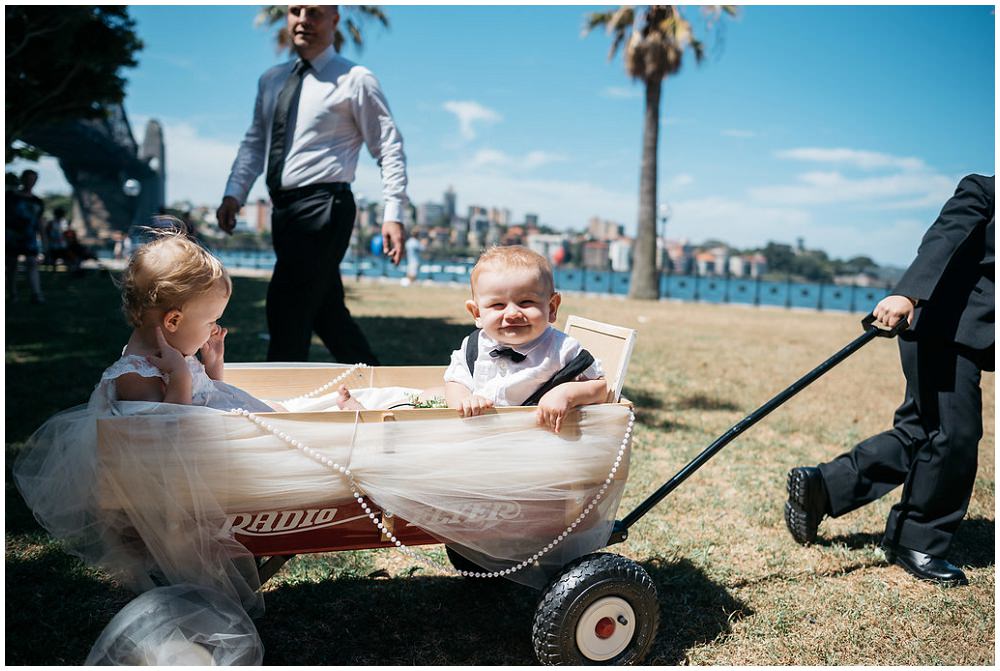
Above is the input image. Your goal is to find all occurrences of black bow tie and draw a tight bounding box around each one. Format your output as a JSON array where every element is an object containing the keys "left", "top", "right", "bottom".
[{"left": 490, "top": 347, "right": 526, "bottom": 363}]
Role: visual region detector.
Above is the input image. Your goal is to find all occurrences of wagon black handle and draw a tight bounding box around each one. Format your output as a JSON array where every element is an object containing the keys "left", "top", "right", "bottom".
[
  {"left": 861, "top": 313, "right": 909, "bottom": 338},
  {"left": 609, "top": 312, "right": 906, "bottom": 543}
]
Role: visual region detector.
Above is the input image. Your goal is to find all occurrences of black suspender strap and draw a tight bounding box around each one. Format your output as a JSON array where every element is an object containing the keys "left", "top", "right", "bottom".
[
  {"left": 521, "top": 349, "right": 596, "bottom": 407},
  {"left": 464, "top": 329, "right": 481, "bottom": 376}
]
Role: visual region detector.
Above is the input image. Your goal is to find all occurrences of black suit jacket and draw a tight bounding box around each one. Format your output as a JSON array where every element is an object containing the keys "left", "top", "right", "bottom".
[{"left": 893, "top": 174, "right": 994, "bottom": 351}]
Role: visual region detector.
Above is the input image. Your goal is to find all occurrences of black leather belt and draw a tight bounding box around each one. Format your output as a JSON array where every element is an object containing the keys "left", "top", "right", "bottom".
[{"left": 270, "top": 181, "right": 351, "bottom": 207}]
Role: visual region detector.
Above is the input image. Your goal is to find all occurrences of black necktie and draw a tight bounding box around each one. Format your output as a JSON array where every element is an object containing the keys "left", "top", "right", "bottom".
[
  {"left": 266, "top": 59, "right": 311, "bottom": 194},
  {"left": 490, "top": 347, "right": 526, "bottom": 363}
]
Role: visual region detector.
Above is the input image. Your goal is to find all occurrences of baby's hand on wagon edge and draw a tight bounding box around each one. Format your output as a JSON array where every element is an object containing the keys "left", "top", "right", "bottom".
[
  {"left": 458, "top": 395, "right": 494, "bottom": 417},
  {"left": 537, "top": 387, "right": 573, "bottom": 433}
]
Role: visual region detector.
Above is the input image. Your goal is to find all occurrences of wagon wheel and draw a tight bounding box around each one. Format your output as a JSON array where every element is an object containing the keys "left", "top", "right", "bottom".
[{"left": 532, "top": 553, "right": 659, "bottom": 665}]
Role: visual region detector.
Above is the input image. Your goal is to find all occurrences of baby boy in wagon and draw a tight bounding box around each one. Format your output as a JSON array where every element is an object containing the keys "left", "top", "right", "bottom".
[{"left": 342, "top": 245, "right": 609, "bottom": 432}]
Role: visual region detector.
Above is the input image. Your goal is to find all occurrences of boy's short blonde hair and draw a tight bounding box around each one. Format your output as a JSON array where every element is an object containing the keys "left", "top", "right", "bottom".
[
  {"left": 470, "top": 245, "right": 555, "bottom": 296},
  {"left": 119, "top": 227, "right": 231, "bottom": 327}
]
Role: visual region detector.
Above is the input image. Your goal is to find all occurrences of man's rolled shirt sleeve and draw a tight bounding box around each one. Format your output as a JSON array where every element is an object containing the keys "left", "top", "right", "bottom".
[
  {"left": 224, "top": 77, "right": 269, "bottom": 206},
  {"left": 353, "top": 72, "right": 408, "bottom": 224}
]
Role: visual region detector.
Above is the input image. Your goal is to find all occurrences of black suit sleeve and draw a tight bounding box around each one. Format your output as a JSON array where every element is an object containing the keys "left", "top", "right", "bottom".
[{"left": 893, "top": 174, "right": 994, "bottom": 301}]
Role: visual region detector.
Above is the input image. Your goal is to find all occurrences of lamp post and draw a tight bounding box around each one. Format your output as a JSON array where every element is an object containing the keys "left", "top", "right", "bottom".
[
  {"left": 658, "top": 202, "right": 672, "bottom": 274},
  {"left": 123, "top": 178, "right": 141, "bottom": 232}
]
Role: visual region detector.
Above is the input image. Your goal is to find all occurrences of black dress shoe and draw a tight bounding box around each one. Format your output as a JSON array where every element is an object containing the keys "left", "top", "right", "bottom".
[
  {"left": 882, "top": 542, "right": 968, "bottom": 586},
  {"left": 784, "top": 466, "right": 828, "bottom": 545}
]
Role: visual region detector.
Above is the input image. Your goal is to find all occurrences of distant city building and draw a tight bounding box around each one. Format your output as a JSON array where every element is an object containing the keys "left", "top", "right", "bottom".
[
  {"left": 608, "top": 237, "right": 633, "bottom": 272},
  {"left": 728, "top": 253, "right": 768, "bottom": 278},
  {"left": 444, "top": 186, "right": 457, "bottom": 220},
  {"left": 469, "top": 206, "right": 490, "bottom": 236},
  {"left": 588, "top": 216, "right": 624, "bottom": 241},
  {"left": 527, "top": 233, "right": 569, "bottom": 265},
  {"left": 582, "top": 240, "right": 610, "bottom": 270},
  {"left": 503, "top": 225, "right": 525, "bottom": 246},
  {"left": 490, "top": 207, "right": 512, "bottom": 227},
  {"left": 664, "top": 239, "right": 695, "bottom": 274},
  {"left": 417, "top": 201, "right": 446, "bottom": 227},
  {"left": 524, "top": 213, "right": 539, "bottom": 228},
  {"left": 452, "top": 215, "right": 470, "bottom": 238},
  {"left": 833, "top": 271, "right": 880, "bottom": 287}
]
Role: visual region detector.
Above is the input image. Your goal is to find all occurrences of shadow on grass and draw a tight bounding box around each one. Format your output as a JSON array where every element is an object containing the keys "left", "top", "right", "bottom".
[
  {"left": 643, "top": 556, "right": 751, "bottom": 664},
  {"left": 817, "top": 516, "right": 994, "bottom": 569},
  {"left": 5, "top": 547, "right": 133, "bottom": 665},
  {"left": 257, "top": 554, "right": 743, "bottom": 665}
]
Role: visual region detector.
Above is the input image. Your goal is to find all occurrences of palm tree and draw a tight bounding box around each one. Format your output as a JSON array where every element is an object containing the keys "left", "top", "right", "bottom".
[
  {"left": 585, "top": 6, "right": 735, "bottom": 299},
  {"left": 255, "top": 5, "right": 389, "bottom": 53}
]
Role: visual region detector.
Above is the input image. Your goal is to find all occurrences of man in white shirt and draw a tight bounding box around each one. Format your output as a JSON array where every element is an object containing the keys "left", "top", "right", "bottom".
[{"left": 217, "top": 4, "right": 408, "bottom": 365}]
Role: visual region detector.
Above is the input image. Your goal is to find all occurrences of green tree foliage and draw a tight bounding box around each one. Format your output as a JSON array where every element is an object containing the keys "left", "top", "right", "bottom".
[
  {"left": 255, "top": 5, "right": 389, "bottom": 54},
  {"left": 761, "top": 241, "right": 880, "bottom": 283},
  {"left": 5, "top": 6, "right": 143, "bottom": 162}
]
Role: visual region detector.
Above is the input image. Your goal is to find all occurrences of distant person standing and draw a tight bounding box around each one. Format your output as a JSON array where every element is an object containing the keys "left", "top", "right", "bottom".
[
  {"left": 44, "top": 206, "right": 72, "bottom": 269},
  {"left": 5, "top": 169, "right": 45, "bottom": 303},
  {"left": 404, "top": 235, "right": 423, "bottom": 285},
  {"left": 217, "top": 4, "right": 408, "bottom": 365},
  {"left": 785, "top": 174, "right": 994, "bottom": 586}
]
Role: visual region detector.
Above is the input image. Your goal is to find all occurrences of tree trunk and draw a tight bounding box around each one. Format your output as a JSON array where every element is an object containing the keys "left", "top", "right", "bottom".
[{"left": 629, "top": 76, "right": 661, "bottom": 300}]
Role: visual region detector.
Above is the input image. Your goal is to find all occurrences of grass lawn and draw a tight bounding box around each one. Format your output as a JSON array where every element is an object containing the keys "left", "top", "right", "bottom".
[{"left": 5, "top": 267, "right": 995, "bottom": 665}]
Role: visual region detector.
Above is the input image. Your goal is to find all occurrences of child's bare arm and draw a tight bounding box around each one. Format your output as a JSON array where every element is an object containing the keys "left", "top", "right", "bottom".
[
  {"left": 445, "top": 381, "right": 493, "bottom": 417},
  {"left": 536, "top": 378, "right": 609, "bottom": 433}
]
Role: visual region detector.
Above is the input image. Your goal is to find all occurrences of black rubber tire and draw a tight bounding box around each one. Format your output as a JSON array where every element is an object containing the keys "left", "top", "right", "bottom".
[
  {"left": 532, "top": 553, "right": 659, "bottom": 665},
  {"left": 445, "top": 545, "right": 487, "bottom": 575}
]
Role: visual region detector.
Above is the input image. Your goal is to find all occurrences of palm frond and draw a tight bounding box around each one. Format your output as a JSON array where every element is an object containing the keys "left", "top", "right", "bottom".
[{"left": 583, "top": 10, "right": 615, "bottom": 36}]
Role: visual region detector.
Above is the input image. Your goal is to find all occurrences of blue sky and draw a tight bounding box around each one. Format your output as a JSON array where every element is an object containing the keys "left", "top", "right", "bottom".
[{"left": 25, "top": 5, "right": 995, "bottom": 265}]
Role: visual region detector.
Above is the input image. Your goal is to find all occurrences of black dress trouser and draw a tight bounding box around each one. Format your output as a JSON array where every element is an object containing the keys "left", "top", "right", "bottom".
[
  {"left": 266, "top": 186, "right": 380, "bottom": 365},
  {"left": 818, "top": 335, "right": 989, "bottom": 557}
]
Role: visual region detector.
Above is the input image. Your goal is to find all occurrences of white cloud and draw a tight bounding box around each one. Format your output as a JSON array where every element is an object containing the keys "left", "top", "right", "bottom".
[
  {"left": 354, "top": 158, "right": 636, "bottom": 234},
  {"left": 468, "top": 148, "right": 567, "bottom": 170},
  {"left": 667, "top": 173, "right": 695, "bottom": 190},
  {"left": 721, "top": 129, "right": 755, "bottom": 138},
  {"left": 602, "top": 86, "right": 641, "bottom": 100},
  {"left": 470, "top": 148, "right": 510, "bottom": 168},
  {"left": 442, "top": 100, "right": 502, "bottom": 140},
  {"left": 523, "top": 150, "right": 568, "bottom": 169},
  {"left": 748, "top": 170, "right": 955, "bottom": 208},
  {"left": 776, "top": 147, "right": 926, "bottom": 172}
]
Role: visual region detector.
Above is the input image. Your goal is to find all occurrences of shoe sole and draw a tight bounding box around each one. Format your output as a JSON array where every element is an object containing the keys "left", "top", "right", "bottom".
[{"left": 785, "top": 469, "right": 820, "bottom": 545}]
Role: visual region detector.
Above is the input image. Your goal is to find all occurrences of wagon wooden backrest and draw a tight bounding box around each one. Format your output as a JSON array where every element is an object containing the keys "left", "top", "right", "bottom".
[
  {"left": 221, "top": 316, "right": 637, "bottom": 402},
  {"left": 564, "top": 315, "right": 636, "bottom": 403}
]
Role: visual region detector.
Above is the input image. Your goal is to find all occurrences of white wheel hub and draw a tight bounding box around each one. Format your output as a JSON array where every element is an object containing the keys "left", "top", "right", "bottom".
[{"left": 575, "top": 596, "right": 636, "bottom": 661}]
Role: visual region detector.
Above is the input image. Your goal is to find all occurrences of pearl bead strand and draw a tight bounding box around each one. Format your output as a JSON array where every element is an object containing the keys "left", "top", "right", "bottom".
[
  {"left": 231, "top": 407, "right": 634, "bottom": 579},
  {"left": 285, "top": 363, "right": 370, "bottom": 402}
]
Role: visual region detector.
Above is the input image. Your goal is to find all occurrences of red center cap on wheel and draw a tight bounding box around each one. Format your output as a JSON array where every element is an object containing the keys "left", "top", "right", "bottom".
[{"left": 594, "top": 617, "right": 616, "bottom": 639}]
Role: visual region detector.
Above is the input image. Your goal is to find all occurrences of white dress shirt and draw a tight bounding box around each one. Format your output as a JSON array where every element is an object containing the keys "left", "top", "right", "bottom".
[
  {"left": 444, "top": 326, "right": 605, "bottom": 407},
  {"left": 224, "top": 46, "right": 408, "bottom": 223}
]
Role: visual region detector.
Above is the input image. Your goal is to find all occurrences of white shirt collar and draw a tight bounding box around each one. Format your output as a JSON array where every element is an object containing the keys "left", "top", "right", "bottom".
[{"left": 303, "top": 45, "right": 336, "bottom": 74}]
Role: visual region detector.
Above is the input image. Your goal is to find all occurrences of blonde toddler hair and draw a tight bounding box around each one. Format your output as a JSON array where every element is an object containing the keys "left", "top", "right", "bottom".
[
  {"left": 470, "top": 245, "right": 555, "bottom": 297},
  {"left": 119, "top": 228, "right": 231, "bottom": 327}
]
